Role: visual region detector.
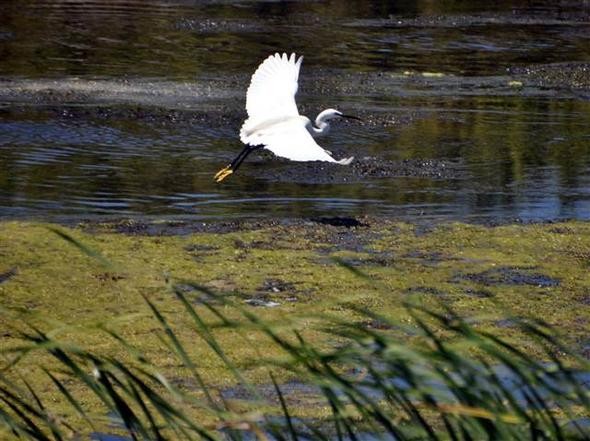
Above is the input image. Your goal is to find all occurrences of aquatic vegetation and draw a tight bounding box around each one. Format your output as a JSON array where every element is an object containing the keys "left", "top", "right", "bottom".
[{"left": 0, "top": 220, "right": 589, "bottom": 439}]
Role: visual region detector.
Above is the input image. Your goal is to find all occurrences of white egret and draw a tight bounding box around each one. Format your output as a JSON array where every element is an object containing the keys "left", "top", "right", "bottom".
[{"left": 214, "top": 52, "right": 360, "bottom": 182}]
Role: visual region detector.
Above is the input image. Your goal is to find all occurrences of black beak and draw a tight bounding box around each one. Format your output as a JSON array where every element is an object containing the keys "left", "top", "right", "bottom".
[{"left": 339, "top": 114, "right": 363, "bottom": 122}]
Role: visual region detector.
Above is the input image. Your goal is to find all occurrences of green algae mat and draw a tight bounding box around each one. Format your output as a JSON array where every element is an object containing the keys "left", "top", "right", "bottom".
[
  {"left": 1, "top": 218, "right": 589, "bottom": 438},
  {"left": 1, "top": 218, "right": 589, "bottom": 361}
]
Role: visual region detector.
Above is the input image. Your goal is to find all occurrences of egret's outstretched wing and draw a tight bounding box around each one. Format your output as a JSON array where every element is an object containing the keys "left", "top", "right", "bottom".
[
  {"left": 245, "top": 52, "right": 303, "bottom": 124},
  {"left": 248, "top": 117, "right": 353, "bottom": 164}
]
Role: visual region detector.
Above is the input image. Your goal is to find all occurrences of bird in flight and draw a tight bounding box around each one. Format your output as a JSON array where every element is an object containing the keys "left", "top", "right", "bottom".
[{"left": 214, "top": 52, "right": 360, "bottom": 182}]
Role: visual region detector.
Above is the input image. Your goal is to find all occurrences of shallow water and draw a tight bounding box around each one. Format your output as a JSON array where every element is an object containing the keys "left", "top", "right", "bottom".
[{"left": 1, "top": 0, "right": 589, "bottom": 221}]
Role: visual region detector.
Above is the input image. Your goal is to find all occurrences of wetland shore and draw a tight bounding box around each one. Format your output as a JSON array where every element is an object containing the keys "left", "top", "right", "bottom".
[
  {"left": 2, "top": 216, "right": 589, "bottom": 437},
  {"left": 2, "top": 216, "right": 588, "bottom": 361}
]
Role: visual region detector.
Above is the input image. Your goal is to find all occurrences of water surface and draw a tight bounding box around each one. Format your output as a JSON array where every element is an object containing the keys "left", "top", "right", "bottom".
[{"left": 1, "top": 0, "right": 589, "bottom": 222}]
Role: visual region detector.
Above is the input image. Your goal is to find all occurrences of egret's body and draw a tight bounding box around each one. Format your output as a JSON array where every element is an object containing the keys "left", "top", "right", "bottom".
[{"left": 215, "top": 53, "right": 358, "bottom": 182}]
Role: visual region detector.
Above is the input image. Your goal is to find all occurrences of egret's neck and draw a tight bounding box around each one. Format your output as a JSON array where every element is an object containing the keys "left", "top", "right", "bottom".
[
  {"left": 312, "top": 122, "right": 329, "bottom": 136},
  {"left": 312, "top": 113, "right": 331, "bottom": 136}
]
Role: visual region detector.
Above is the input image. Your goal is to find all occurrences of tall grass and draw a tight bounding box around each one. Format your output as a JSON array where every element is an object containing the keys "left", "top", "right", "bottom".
[{"left": 1, "top": 232, "right": 588, "bottom": 440}]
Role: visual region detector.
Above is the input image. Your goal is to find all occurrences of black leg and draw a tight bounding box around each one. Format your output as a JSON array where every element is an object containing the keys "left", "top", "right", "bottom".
[
  {"left": 232, "top": 145, "right": 262, "bottom": 171},
  {"left": 229, "top": 145, "right": 253, "bottom": 169}
]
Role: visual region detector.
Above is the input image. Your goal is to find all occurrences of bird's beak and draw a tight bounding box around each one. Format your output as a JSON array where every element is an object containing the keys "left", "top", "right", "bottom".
[
  {"left": 339, "top": 114, "right": 363, "bottom": 122},
  {"left": 214, "top": 165, "right": 233, "bottom": 182}
]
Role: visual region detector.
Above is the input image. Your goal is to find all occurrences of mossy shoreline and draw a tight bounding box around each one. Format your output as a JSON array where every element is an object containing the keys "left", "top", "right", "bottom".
[
  {"left": 1, "top": 217, "right": 589, "bottom": 438},
  {"left": 2, "top": 216, "right": 589, "bottom": 355}
]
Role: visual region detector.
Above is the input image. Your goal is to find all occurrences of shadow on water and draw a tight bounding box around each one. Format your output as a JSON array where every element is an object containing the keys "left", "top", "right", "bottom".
[{"left": 0, "top": 0, "right": 589, "bottom": 222}]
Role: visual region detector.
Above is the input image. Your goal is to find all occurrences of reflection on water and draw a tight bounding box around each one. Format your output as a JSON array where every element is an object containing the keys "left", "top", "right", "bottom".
[{"left": 0, "top": 0, "right": 589, "bottom": 221}]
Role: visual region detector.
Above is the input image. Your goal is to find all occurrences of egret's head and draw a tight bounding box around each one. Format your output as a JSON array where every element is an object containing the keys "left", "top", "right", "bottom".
[{"left": 317, "top": 108, "right": 362, "bottom": 123}]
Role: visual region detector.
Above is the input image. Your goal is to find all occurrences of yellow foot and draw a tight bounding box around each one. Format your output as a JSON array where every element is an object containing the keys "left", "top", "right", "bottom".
[{"left": 214, "top": 166, "right": 233, "bottom": 182}]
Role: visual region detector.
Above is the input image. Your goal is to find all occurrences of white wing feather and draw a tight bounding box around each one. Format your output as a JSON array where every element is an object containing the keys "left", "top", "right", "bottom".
[
  {"left": 246, "top": 117, "right": 352, "bottom": 164},
  {"left": 241, "top": 53, "right": 302, "bottom": 137}
]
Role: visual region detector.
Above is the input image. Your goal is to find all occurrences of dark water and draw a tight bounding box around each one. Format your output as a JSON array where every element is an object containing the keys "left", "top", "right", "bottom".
[{"left": 1, "top": 0, "right": 590, "bottom": 222}]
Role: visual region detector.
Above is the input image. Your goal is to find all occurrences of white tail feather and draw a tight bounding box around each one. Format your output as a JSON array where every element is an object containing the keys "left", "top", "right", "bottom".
[{"left": 336, "top": 156, "right": 354, "bottom": 165}]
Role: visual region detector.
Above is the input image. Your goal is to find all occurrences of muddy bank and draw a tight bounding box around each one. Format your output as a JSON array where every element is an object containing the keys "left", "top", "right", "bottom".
[
  {"left": 0, "top": 99, "right": 419, "bottom": 136},
  {"left": 509, "top": 63, "right": 590, "bottom": 90},
  {"left": 0, "top": 101, "right": 244, "bottom": 130},
  {"left": 240, "top": 156, "right": 465, "bottom": 184},
  {"left": 0, "top": 78, "right": 240, "bottom": 109},
  {"left": 1, "top": 58, "right": 589, "bottom": 115},
  {"left": 75, "top": 212, "right": 580, "bottom": 239},
  {"left": 347, "top": 11, "right": 590, "bottom": 29}
]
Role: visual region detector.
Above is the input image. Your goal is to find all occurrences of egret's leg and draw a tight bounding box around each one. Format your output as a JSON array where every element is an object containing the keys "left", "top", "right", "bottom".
[
  {"left": 231, "top": 145, "right": 262, "bottom": 171},
  {"left": 214, "top": 145, "right": 262, "bottom": 182},
  {"left": 214, "top": 146, "right": 250, "bottom": 182}
]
